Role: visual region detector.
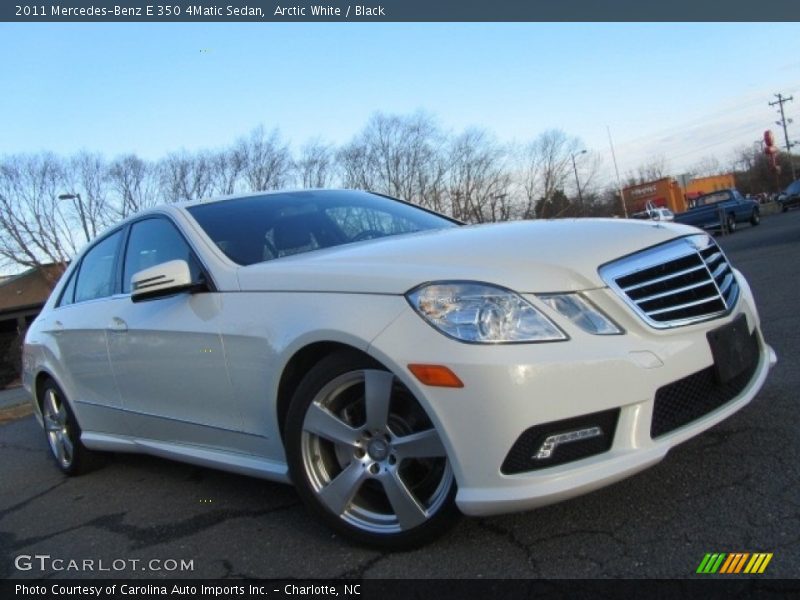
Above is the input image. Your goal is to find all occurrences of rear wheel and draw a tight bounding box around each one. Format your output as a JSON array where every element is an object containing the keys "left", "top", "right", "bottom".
[
  {"left": 726, "top": 214, "right": 736, "bottom": 234},
  {"left": 40, "top": 380, "right": 96, "bottom": 475},
  {"left": 285, "top": 351, "right": 459, "bottom": 549}
]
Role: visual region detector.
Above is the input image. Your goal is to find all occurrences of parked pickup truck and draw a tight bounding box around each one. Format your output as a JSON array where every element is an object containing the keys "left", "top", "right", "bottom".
[{"left": 673, "top": 188, "right": 760, "bottom": 233}]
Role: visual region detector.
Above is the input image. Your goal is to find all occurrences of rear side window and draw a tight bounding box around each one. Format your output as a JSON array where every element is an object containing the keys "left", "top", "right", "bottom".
[
  {"left": 74, "top": 230, "right": 123, "bottom": 303},
  {"left": 122, "top": 218, "right": 202, "bottom": 293},
  {"left": 56, "top": 268, "right": 78, "bottom": 307}
]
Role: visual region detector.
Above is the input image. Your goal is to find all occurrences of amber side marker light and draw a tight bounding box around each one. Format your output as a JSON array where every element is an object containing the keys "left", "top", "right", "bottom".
[{"left": 407, "top": 364, "right": 464, "bottom": 388}]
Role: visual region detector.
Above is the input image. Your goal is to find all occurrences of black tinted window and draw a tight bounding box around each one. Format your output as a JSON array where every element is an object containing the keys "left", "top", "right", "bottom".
[
  {"left": 186, "top": 190, "right": 457, "bottom": 266},
  {"left": 123, "top": 218, "right": 201, "bottom": 293},
  {"left": 74, "top": 230, "right": 123, "bottom": 303}
]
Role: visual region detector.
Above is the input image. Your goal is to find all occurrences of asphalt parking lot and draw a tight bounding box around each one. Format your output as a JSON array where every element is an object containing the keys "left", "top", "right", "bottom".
[{"left": 1, "top": 210, "right": 798, "bottom": 580}]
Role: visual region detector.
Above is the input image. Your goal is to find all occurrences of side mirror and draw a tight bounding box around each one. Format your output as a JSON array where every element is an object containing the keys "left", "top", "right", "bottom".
[{"left": 131, "top": 259, "right": 196, "bottom": 302}]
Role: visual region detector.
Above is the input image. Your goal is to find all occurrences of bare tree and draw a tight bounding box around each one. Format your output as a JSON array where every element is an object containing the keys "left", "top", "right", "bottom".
[
  {"left": 107, "top": 154, "right": 161, "bottom": 218},
  {"left": 446, "top": 128, "right": 513, "bottom": 223},
  {"left": 158, "top": 151, "right": 215, "bottom": 202},
  {"left": 208, "top": 147, "right": 247, "bottom": 196},
  {"left": 295, "top": 139, "right": 335, "bottom": 188},
  {"left": 238, "top": 126, "right": 293, "bottom": 192},
  {"left": 337, "top": 139, "right": 375, "bottom": 192},
  {"left": 516, "top": 141, "right": 543, "bottom": 219},
  {"left": 517, "top": 130, "right": 582, "bottom": 218},
  {"left": 339, "top": 112, "right": 448, "bottom": 212},
  {"left": 574, "top": 152, "right": 604, "bottom": 207},
  {"left": 625, "top": 155, "right": 670, "bottom": 186},
  {"left": 0, "top": 154, "right": 80, "bottom": 275},
  {"left": 688, "top": 155, "right": 724, "bottom": 178},
  {"left": 65, "top": 152, "right": 116, "bottom": 240}
]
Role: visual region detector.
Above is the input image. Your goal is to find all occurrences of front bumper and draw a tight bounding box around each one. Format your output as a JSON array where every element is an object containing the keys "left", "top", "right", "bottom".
[{"left": 367, "top": 281, "right": 775, "bottom": 517}]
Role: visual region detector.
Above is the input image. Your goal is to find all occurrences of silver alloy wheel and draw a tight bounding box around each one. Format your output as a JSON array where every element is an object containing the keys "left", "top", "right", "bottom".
[
  {"left": 42, "top": 387, "right": 73, "bottom": 469},
  {"left": 300, "top": 369, "right": 453, "bottom": 534}
]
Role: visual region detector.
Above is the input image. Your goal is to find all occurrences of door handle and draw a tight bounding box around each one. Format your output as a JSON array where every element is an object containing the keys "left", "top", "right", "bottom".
[
  {"left": 52, "top": 320, "right": 64, "bottom": 335},
  {"left": 108, "top": 317, "right": 128, "bottom": 332}
]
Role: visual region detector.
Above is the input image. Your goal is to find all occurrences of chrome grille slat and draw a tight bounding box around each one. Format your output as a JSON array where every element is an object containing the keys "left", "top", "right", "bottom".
[
  {"left": 599, "top": 234, "right": 740, "bottom": 329},
  {"left": 645, "top": 295, "right": 724, "bottom": 317},
  {"left": 635, "top": 279, "right": 715, "bottom": 304},
  {"left": 719, "top": 273, "right": 734, "bottom": 296},
  {"left": 711, "top": 262, "right": 727, "bottom": 279},
  {"left": 620, "top": 263, "right": 705, "bottom": 292}
]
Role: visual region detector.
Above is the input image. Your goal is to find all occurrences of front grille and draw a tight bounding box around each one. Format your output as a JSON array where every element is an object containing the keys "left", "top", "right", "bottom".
[
  {"left": 600, "top": 235, "right": 739, "bottom": 328},
  {"left": 501, "top": 409, "right": 619, "bottom": 475},
  {"left": 651, "top": 329, "right": 760, "bottom": 438}
]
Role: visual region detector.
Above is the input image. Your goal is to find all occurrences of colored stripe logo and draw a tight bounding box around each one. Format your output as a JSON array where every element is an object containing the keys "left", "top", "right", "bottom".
[{"left": 696, "top": 553, "right": 773, "bottom": 574}]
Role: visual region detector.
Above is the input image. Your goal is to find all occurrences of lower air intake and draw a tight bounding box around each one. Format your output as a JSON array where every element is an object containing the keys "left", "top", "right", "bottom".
[{"left": 651, "top": 330, "right": 760, "bottom": 438}]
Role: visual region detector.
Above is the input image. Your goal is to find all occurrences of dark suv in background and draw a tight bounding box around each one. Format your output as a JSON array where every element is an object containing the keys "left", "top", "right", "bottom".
[{"left": 778, "top": 180, "right": 800, "bottom": 212}]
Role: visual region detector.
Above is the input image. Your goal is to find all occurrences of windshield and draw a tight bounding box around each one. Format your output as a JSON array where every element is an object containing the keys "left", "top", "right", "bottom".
[{"left": 186, "top": 190, "right": 458, "bottom": 266}]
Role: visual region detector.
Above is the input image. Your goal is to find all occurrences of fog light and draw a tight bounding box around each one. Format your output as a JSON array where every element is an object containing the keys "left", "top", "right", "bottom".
[{"left": 534, "top": 427, "right": 603, "bottom": 460}]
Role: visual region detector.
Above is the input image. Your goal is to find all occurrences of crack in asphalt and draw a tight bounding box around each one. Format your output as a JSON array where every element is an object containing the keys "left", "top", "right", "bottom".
[
  {"left": 0, "top": 442, "right": 41, "bottom": 453},
  {"left": 335, "top": 553, "right": 386, "bottom": 579},
  {"left": 219, "top": 558, "right": 259, "bottom": 580},
  {"left": 0, "top": 479, "right": 68, "bottom": 521},
  {"left": 475, "top": 519, "right": 541, "bottom": 576},
  {"left": 2, "top": 501, "right": 302, "bottom": 562},
  {"left": 526, "top": 527, "right": 626, "bottom": 548}
]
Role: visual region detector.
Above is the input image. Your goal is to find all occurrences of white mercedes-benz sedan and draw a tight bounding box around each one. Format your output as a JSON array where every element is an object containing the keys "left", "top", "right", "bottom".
[{"left": 23, "top": 189, "right": 776, "bottom": 548}]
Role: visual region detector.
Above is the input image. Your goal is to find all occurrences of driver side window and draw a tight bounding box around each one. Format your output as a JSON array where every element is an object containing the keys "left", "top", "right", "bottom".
[{"left": 122, "top": 218, "right": 203, "bottom": 294}]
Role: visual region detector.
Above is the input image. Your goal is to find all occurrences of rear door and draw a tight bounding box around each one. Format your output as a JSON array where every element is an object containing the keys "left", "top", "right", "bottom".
[{"left": 46, "top": 229, "right": 129, "bottom": 434}]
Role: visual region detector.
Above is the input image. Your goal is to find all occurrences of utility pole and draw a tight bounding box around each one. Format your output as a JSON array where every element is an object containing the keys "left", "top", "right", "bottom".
[
  {"left": 571, "top": 150, "right": 587, "bottom": 215},
  {"left": 606, "top": 126, "right": 628, "bottom": 217},
  {"left": 769, "top": 93, "right": 796, "bottom": 180}
]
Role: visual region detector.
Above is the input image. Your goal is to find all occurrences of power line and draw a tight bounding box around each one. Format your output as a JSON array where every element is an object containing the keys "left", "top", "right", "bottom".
[{"left": 769, "top": 93, "right": 796, "bottom": 180}]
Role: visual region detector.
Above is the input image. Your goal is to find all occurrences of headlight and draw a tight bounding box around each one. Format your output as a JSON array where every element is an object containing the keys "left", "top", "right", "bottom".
[
  {"left": 406, "top": 282, "right": 567, "bottom": 343},
  {"left": 538, "top": 294, "right": 622, "bottom": 335}
]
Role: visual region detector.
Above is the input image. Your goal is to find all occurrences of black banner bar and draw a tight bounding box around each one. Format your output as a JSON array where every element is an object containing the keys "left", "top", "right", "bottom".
[
  {"left": 4, "top": 579, "right": 800, "bottom": 600},
  {"left": 3, "top": 0, "right": 800, "bottom": 22}
]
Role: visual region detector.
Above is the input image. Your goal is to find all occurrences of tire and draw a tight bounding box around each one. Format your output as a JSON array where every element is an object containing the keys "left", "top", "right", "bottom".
[
  {"left": 40, "top": 379, "right": 97, "bottom": 475},
  {"left": 726, "top": 214, "right": 736, "bottom": 234},
  {"left": 750, "top": 210, "right": 760, "bottom": 226},
  {"left": 285, "top": 350, "right": 459, "bottom": 549}
]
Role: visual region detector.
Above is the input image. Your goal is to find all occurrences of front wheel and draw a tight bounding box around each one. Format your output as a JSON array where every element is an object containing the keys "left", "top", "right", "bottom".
[
  {"left": 750, "top": 210, "right": 760, "bottom": 226},
  {"left": 285, "top": 351, "right": 459, "bottom": 549}
]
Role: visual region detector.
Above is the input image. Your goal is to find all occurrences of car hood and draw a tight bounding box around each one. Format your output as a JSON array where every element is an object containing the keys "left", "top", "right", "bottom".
[{"left": 236, "top": 218, "right": 701, "bottom": 294}]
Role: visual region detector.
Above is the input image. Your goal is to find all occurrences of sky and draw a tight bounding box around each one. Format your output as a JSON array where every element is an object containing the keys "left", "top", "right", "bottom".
[{"left": 1, "top": 22, "right": 799, "bottom": 189}]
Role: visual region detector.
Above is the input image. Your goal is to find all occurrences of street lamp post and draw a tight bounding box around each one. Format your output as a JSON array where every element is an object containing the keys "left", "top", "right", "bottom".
[
  {"left": 58, "top": 193, "right": 91, "bottom": 243},
  {"left": 571, "top": 150, "right": 587, "bottom": 213}
]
